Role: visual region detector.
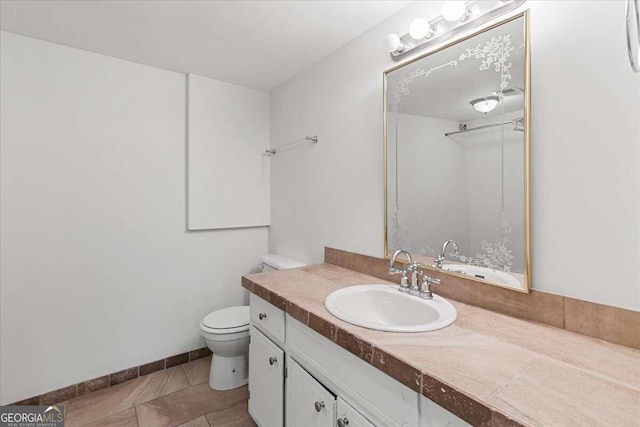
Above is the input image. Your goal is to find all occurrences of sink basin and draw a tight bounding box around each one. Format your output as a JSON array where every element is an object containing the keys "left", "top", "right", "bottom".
[
  {"left": 324, "top": 285, "right": 456, "bottom": 332},
  {"left": 440, "top": 264, "right": 521, "bottom": 288}
]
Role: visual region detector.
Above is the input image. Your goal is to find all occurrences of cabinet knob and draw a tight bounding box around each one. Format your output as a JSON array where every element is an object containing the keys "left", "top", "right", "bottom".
[
  {"left": 337, "top": 417, "right": 349, "bottom": 427},
  {"left": 314, "top": 401, "right": 325, "bottom": 412},
  {"left": 259, "top": 313, "right": 267, "bottom": 320},
  {"left": 269, "top": 357, "right": 277, "bottom": 365}
]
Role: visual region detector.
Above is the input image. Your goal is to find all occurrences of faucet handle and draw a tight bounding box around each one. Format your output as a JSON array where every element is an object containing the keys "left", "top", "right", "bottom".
[
  {"left": 398, "top": 270, "right": 410, "bottom": 293},
  {"left": 418, "top": 275, "right": 442, "bottom": 299},
  {"left": 434, "top": 255, "right": 445, "bottom": 268},
  {"left": 408, "top": 261, "right": 423, "bottom": 271}
]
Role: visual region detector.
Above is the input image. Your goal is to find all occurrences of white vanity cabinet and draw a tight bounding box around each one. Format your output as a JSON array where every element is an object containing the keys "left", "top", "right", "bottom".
[{"left": 248, "top": 293, "right": 470, "bottom": 427}]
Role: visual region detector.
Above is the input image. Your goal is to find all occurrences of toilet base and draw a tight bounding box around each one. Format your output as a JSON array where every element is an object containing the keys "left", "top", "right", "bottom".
[{"left": 208, "top": 353, "right": 248, "bottom": 391}]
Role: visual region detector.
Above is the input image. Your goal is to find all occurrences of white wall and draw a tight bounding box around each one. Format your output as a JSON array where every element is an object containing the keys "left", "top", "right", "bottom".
[
  {"left": 269, "top": 1, "right": 640, "bottom": 310},
  {"left": 0, "top": 31, "right": 267, "bottom": 404},
  {"left": 462, "top": 110, "right": 526, "bottom": 273},
  {"left": 387, "top": 113, "right": 470, "bottom": 256}
]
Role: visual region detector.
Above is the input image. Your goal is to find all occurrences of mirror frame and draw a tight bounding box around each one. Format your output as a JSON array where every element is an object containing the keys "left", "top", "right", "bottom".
[{"left": 382, "top": 11, "right": 531, "bottom": 293}]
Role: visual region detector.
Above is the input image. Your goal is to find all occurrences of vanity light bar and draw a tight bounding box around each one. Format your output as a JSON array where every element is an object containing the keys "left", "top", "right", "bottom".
[{"left": 384, "top": 0, "right": 526, "bottom": 60}]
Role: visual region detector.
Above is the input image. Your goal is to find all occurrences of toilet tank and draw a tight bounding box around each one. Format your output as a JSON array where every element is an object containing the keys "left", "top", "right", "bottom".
[{"left": 261, "top": 254, "right": 306, "bottom": 272}]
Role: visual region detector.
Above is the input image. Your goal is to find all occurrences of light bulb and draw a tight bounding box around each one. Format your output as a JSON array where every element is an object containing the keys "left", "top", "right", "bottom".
[
  {"left": 409, "top": 18, "right": 431, "bottom": 40},
  {"left": 442, "top": 1, "right": 467, "bottom": 22},
  {"left": 382, "top": 33, "right": 402, "bottom": 53}
]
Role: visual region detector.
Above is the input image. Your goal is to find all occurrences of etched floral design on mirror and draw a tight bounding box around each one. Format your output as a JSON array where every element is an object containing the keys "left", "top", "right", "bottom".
[{"left": 384, "top": 13, "right": 530, "bottom": 292}]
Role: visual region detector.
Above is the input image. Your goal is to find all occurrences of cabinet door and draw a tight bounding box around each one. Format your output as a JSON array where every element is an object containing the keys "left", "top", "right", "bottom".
[
  {"left": 286, "top": 359, "right": 335, "bottom": 427},
  {"left": 336, "top": 398, "right": 376, "bottom": 427},
  {"left": 249, "top": 326, "right": 284, "bottom": 427}
]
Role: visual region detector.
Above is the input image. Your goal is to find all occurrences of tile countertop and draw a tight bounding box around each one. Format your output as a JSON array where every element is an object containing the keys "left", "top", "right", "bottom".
[{"left": 242, "top": 264, "right": 640, "bottom": 427}]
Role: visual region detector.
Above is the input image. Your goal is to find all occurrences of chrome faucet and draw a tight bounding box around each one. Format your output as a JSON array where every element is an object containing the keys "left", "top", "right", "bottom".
[
  {"left": 434, "top": 239, "right": 459, "bottom": 268},
  {"left": 389, "top": 249, "right": 444, "bottom": 299},
  {"left": 388, "top": 249, "right": 414, "bottom": 293},
  {"left": 389, "top": 249, "right": 413, "bottom": 270},
  {"left": 389, "top": 248, "right": 444, "bottom": 298}
]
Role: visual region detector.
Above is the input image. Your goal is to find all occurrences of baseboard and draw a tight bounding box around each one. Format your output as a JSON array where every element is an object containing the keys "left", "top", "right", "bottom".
[{"left": 8, "top": 347, "right": 212, "bottom": 406}]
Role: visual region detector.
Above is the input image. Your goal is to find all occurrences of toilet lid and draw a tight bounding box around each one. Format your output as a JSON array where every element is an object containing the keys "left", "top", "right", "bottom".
[{"left": 202, "top": 306, "right": 249, "bottom": 330}]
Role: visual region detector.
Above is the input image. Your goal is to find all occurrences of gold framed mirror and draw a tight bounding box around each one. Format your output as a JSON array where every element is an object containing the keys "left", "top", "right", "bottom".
[{"left": 383, "top": 12, "right": 531, "bottom": 293}]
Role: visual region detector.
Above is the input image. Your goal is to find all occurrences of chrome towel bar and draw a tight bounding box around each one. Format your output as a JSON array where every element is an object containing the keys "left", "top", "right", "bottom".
[{"left": 266, "top": 135, "right": 318, "bottom": 155}]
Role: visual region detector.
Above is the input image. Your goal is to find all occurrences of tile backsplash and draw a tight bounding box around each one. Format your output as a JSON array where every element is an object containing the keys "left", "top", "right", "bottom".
[{"left": 325, "top": 247, "right": 640, "bottom": 349}]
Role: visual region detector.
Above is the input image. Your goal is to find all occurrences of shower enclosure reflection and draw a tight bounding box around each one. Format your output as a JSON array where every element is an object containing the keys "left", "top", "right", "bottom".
[{"left": 384, "top": 13, "right": 530, "bottom": 292}]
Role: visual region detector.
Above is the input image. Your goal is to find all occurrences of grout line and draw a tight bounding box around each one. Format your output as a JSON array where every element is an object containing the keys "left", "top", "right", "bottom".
[
  {"left": 486, "top": 358, "right": 537, "bottom": 402},
  {"left": 135, "top": 378, "right": 247, "bottom": 425},
  {"left": 136, "top": 382, "right": 193, "bottom": 408},
  {"left": 178, "top": 415, "right": 209, "bottom": 427},
  {"left": 137, "top": 358, "right": 216, "bottom": 408},
  {"left": 180, "top": 363, "right": 192, "bottom": 387},
  {"left": 134, "top": 405, "right": 141, "bottom": 427}
]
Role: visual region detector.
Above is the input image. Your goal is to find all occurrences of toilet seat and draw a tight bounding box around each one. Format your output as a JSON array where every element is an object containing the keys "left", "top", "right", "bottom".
[{"left": 201, "top": 306, "right": 249, "bottom": 335}]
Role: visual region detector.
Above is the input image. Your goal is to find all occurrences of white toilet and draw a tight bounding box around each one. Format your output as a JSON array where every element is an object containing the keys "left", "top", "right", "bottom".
[{"left": 200, "top": 253, "right": 305, "bottom": 390}]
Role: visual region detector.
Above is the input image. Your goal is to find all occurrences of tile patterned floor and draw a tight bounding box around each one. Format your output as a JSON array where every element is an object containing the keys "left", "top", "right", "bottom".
[{"left": 59, "top": 356, "right": 256, "bottom": 427}]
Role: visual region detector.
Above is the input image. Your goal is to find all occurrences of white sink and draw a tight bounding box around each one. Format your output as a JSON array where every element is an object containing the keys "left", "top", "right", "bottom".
[
  {"left": 440, "top": 264, "right": 521, "bottom": 288},
  {"left": 324, "top": 285, "right": 456, "bottom": 332}
]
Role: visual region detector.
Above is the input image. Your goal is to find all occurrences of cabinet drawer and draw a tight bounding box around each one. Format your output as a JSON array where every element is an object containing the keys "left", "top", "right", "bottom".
[
  {"left": 250, "top": 293, "right": 285, "bottom": 344},
  {"left": 286, "top": 358, "right": 336, "bottom": 427}
]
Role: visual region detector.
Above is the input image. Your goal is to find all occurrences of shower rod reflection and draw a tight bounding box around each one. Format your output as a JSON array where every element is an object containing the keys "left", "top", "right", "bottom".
[
  {"left": 445, "top": 118, "right": 524, "bottom": 137},
  {"left": 265, "top": 135, "right": 318, "bottom": 155}
]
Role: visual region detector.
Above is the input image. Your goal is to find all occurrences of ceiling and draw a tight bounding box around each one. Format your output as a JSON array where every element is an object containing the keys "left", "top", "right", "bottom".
[{"left": 0, "top": 0, "right": 411, "bottom": 91}]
